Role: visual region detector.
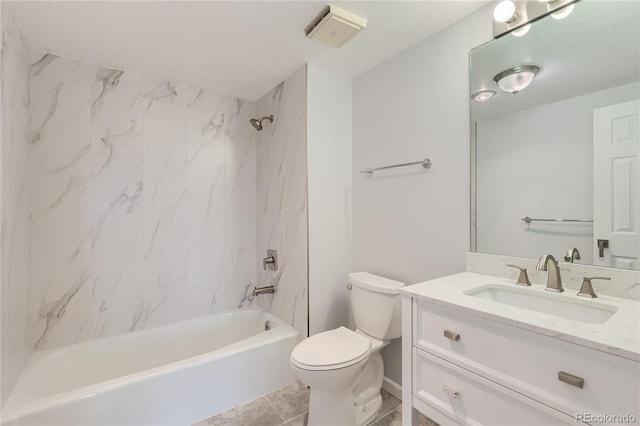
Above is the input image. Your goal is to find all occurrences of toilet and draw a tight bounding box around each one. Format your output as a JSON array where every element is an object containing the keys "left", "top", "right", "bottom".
[{"left": 290, "top": 272, "right": 404, "bottom": 426}]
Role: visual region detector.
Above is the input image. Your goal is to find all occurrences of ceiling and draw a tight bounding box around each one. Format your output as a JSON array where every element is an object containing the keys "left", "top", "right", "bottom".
[{"left": 8, "top": 1, "right": 490, "bottom": 101}]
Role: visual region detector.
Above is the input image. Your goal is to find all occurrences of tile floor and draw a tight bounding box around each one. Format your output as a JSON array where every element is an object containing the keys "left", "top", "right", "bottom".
[{"left": 194, "top": 381, "right": 438, "bottom": 426}]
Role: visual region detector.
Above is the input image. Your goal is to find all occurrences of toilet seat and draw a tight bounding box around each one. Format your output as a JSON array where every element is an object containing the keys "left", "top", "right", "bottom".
[{"left": 290, "top": 327, "right": 371, "bottom": 371}]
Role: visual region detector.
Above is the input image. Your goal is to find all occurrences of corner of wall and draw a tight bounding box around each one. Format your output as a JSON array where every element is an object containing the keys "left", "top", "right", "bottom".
[
  {"left": 255, "top": 65, "right": 309, "bottom": 338},
  {"left": 306, "top": 64, "right": 353, "bottom": 335},
  {"left": 0, "top": 2, "right": 33, "bottom": 406}
]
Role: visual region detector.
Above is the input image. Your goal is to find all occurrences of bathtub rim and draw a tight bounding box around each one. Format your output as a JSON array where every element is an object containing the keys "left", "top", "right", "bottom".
[{"left": 2, "top": 308, "right": 298, "bottom": 423}]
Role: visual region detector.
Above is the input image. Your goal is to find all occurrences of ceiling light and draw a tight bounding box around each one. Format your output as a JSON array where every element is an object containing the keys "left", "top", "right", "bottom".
[
  {"left": 493, "top": 66, "right": 540, "bottom": 94},
  {"left": 551, "top": 3, "right": 575, "bottom": 19},
  {"left": 493, "top": 0, "right": 517, "bottom": 24},
  {"left": 472, "top": 90, "right": 497, "bottom": 102}
]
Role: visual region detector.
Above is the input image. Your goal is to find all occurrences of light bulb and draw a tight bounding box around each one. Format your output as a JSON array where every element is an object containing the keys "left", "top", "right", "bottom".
[
  {"left": 552, "top": 3, "right": 575, "bottom": 20},
  {"left": 493, "top": 66, "right": 540, "bottom": 94},
  {"left": 512, "top": 24, "right": 531, "bottom": 37},
  {"left": 471, "top": 90, "right": 496, "bottom": 102},
  {"left": 493, "top": 0, "right": 517, "bottom": 23}
]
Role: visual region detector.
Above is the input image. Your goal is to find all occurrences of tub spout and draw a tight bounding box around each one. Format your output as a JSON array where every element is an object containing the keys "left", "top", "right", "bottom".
[{"left": 253, "top": 286, "right": 275, "bottom": 296}]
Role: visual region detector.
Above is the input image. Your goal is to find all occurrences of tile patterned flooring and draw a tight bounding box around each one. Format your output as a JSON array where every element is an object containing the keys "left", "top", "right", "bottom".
[{"left": 194, "top": 381, "right": 438, "bottom": 426}]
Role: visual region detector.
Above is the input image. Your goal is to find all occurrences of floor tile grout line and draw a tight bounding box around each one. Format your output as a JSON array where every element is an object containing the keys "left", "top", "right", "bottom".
[
  {"left": 375, "top": 408, "right": 397, "bottom": 425},
  {"left": 377, "top": 402, "right": 401, "bottom": 421},
  {"left": 280, "top": 411, "right": 308, "bottom": 426},
  {"left": 264, "top": 395, "right": 287, "bottom": 424}
]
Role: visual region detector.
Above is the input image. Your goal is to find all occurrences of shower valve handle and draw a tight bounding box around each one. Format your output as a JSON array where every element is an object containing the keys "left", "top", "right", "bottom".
[{"left": 263, "top": 249, "right": 278, "bottom": 271}]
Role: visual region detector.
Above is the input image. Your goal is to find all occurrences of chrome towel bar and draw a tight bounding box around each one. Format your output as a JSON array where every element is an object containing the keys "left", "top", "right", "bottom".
[
  {"left": 360, "top": 158, "right": 432, "bottom": 177},
  {"left": 522, "top": 217, "right": 593, "bottom": 224}
]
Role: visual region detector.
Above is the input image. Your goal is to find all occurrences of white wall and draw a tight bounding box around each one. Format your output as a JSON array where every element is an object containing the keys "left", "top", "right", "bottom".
[
  {"left": 255, "top": 66, "right": 308, "bottom": 338},
  {"left": 477, "top": 82, "right": 640, "bottom": 264},
  {"left": 28, "top": 52, "right": 257, "bottom": 350},
  {"left": 352, "top": 6, "right": 493, "bottom": 385},
  {"left": 307, "top": 65, "right": 352, "bottom": 335},
  {"left": 0, "top": 3, "right": 31, "bottom": 406}
]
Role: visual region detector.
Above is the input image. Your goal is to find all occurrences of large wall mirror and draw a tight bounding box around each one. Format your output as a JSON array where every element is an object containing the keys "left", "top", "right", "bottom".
[{"left": 470, "top": 0, "right": 640, "bottom": 270}]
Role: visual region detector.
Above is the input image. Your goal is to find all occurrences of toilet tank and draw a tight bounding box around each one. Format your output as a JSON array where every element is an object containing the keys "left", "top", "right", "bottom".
[{"left": 349, "top": 272, "right": 405, "bottom": 340}]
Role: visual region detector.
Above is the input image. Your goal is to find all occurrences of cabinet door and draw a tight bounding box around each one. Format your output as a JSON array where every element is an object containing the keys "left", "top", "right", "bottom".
[
  {"left": 413, "top": 348, "right": 576, "bottom": 426},
  {"left": 413, "top": 300, "right": 640, "bottom": 418}
]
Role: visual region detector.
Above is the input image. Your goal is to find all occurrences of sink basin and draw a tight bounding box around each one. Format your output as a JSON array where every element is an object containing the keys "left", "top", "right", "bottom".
[{"left": 464, "top": 285, "right": 618, "bottom": 324}]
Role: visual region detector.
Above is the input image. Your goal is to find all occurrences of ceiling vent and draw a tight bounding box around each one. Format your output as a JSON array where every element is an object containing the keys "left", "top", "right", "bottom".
[{"left": 305, "top": 5, "right": 368, "bottom": 48}]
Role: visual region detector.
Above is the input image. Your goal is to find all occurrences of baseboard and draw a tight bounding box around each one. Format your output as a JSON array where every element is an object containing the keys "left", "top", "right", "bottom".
[{"left": 382, "top": 376, "right": 402, "bottom": 401}]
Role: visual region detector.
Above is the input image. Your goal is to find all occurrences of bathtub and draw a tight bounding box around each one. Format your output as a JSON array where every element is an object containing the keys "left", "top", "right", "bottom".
[{"left": 2, "top": 308, "right": 298, "bottom": 425}]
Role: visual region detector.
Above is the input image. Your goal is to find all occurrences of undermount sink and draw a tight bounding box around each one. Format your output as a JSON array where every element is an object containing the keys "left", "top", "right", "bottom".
[{"left": 464, "top": 285, "right": 618, "bottom": 324}]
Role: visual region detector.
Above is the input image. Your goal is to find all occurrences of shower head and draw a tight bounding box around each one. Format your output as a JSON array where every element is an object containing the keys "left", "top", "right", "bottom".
[{"left": 249, "top": 115, "right": 273, "bottom": 131}]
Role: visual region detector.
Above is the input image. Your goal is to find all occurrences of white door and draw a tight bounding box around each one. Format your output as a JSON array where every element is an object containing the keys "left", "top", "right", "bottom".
[{"left": 593, "top": 100, "right": 640, "bottom": 269}]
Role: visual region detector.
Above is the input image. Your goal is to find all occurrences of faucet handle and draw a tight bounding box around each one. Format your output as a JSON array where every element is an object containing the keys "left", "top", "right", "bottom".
[
  {"left": 263, "top": 249, "right": 278, "bottom": 271},
  {"left": 577, "top": 276, "right": 610, "bottom": 298},
  {"left": 507, "top": 264, "right": 532, "bottom": 286}
]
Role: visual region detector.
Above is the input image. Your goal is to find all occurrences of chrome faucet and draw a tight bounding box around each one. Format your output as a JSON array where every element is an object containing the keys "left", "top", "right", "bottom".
[
  {"left": 564, "top": 247, "right": 581, "bottom": 263},
  {"left": 536, "top": 254, "right": 564, "bottom": 292},
  {"left": 253, "top": 285, "right": 275, "bottom": 296}
]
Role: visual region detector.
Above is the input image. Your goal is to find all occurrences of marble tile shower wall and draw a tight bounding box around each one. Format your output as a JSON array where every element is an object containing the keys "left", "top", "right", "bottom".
[
  {"left": 255, "top": 66, "right": 308, "bottom": 338},
  {"left": 1, "top": 3, "right": 32, "bottom": 404},
  {"left": 28, "top": 52, "right": 257, "bottom": 350}
]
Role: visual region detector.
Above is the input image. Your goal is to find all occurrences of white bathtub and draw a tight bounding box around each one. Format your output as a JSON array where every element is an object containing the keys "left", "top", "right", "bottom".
[{"left": 2, "top": 308, "right": 298, "bottom": 425}]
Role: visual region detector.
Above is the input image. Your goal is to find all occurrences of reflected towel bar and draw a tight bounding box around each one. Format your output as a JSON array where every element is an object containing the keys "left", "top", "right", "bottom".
[
  {"left": 360, "top": 158, "right": 432, "bottom": 177},
  {"left": 522, "top": 217, "right": 593, "bottom": 224}
]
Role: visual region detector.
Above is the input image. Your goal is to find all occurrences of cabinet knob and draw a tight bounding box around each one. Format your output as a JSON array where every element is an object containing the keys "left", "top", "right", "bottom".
[
  {"left": 443, "top": 330, "right": 460, "bottom": 341},
  {"left": 558, "top": 371, "right": 584, "bottom": 388}
]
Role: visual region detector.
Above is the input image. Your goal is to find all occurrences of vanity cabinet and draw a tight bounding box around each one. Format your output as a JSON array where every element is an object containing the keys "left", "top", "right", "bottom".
[{"left": 402, "top": 297, "right": 640, "bottom": 426}]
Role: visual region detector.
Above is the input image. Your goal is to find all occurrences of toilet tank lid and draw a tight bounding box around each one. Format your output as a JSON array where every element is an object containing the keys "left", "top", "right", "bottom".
[{"left": 348, "top": 272, "right": 405, "bottom": 295}]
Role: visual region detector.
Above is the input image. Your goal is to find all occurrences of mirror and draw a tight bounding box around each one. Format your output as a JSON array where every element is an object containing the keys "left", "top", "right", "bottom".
[{"left": 470, "top": 1, "right": 640, "bottom": 270}]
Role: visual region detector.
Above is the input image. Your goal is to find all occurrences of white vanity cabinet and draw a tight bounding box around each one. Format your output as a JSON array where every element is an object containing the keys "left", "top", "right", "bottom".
[{"left": 401, "top": 294, "right": 640, "bottom": 426}]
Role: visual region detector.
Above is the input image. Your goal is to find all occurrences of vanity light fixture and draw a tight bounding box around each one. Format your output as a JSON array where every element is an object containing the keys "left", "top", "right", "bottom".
[
  {"left": 471, "top": 90, "right": 496, "bottom": 102},
  {"left": 551, "top": 3, "right": 575, "bottom": 19},
  {"left": 493, "top": 0, "right": 518, "bottom": 24},
  {"left": 536, "top": 0, "right": 576, "bottom": 19},
  {"left": 511, "top": 24, "right": 531, "bottom": 37},
  {"left": 493, "top": 0, "right": 579, "bottom": 38},
  {"left": 493, "top": 66, "right": 540, "bottom": 94}
]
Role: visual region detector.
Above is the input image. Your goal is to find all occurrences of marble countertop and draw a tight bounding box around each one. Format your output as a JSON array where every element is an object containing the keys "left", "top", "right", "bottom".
[{"left": 400, "top": 272, "right": 640, "bottom": 362}]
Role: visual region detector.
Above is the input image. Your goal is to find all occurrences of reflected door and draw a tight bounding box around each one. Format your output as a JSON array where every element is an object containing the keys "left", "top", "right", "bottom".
[{"left": 593, "top": 100, "right": 640, "bottom": 269}]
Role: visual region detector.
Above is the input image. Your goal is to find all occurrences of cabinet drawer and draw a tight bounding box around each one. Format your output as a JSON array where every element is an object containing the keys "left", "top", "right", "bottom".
[
  {"left": 413, "top": 348, "right": 574, "bottom": 425},
  {"left": 413, "top": 300, "right": 640, "bottom": 418}
]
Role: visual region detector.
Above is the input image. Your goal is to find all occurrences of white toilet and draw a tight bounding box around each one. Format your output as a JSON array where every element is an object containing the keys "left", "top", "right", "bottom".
[{"left": 290, "top": 272, "right": 404, "bottom": 426}]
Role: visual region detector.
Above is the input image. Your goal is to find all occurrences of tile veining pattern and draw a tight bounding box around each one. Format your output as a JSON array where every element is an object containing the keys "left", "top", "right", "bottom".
[
  {"left": 253, "top": 66, "right": 308, "bottom": 338},
  {"left": 195, "top": 382, "right": 438, "bottom": 426},
  {"left": 28, "top": 52, "right": 257, "bottom": 350},
  {"left": 1, "top": 3, "right": 32, "bottom": 404},
  {"left": 467, "top": 252, "right": 640, "bottom": 300}
]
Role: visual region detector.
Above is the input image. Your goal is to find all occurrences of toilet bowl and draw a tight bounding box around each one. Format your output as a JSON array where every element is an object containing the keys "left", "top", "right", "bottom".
[
  {"left": 290, "top": 273, "right": 404, "bottom": 426},
  {"left": 290, "top": 327, "right": 371, "bottom": 426}
]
